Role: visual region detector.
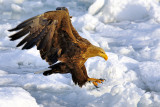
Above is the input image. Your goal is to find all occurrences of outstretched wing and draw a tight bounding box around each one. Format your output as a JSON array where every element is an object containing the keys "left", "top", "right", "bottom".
[{"left": 8, "top": 8, "right": 78, "bottom": 64}]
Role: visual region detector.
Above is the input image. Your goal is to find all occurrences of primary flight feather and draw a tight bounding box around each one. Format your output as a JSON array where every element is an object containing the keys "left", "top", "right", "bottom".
[{"left": 9, "top": 7, "right": 108, "bottom": 87}]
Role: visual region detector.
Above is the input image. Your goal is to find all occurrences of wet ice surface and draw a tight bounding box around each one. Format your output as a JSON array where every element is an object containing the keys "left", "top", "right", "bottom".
[{"left": 1, "top": 0, "right": 160, "bottom": 107}]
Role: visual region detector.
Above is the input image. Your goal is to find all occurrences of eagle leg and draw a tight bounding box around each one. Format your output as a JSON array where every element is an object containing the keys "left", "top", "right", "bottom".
[{"left": 88, "top": 78, "right": 105, "bottom": 88}]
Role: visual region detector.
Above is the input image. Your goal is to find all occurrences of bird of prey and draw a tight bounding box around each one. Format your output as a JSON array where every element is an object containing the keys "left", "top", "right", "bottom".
[{"left": 8, "top": 7, "right": 108, "bottom": 87}]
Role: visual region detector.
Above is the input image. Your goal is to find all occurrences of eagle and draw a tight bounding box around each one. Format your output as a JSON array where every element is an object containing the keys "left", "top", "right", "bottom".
[{"left": 8, "top": 7, "right": 108, "bottom": 87}]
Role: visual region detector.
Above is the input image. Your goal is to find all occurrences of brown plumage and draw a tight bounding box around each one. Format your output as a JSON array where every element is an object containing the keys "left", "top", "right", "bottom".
[{"left": 8, "top": 7, "right": 108, "bottom": 87}]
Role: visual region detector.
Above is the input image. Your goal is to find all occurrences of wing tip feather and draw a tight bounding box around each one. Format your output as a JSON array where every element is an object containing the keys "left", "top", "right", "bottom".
[{"left": 8, "top": 28, "right": 17, "bottom": 32}]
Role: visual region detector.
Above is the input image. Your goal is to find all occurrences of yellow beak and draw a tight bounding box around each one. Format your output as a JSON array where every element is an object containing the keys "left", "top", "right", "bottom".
[
  {"left": 104, "top": 54, "right": 108, "bottom": 61},
  {"left": 100, "top": 53, "right": 108, "bottom": 61}
]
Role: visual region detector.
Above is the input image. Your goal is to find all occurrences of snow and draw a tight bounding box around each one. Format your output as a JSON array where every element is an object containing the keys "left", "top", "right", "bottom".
[
  {"left": 0, "top": 0, "right": 160, "bottom": 107},
  {"left": 89, "top": 0, "right": 160, "bottom": 23},
  {"left": 0, "top": 87, "right": 39, "bottom": 107},
  {"left": 11, "top": 4, "right": 23, "bottom": 12}
]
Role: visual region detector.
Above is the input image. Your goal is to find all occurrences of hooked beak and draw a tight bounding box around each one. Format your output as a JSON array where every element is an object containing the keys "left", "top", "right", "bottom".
[
  {"left": 103, "top": 54, "right": 108, "bottom": 61},
  {"left": 100, "top": 53, "right": 108, "bottom": 61}
]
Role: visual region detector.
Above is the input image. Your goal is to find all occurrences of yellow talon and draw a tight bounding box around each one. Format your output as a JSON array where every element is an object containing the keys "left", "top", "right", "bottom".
[
  {"left": 93, "top": 82, "right": 98, "bottom": 87},
  {"left": 87, "top": 78, "right": 105, "bottom": 88}
]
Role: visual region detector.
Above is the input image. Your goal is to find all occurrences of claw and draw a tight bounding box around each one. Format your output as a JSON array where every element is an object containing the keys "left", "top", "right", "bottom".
[
  {"left": 93, "top": 82, "right": 99, "bottom": 88},
  {"left": 99, "top": 78, "right": 105, "bottom": 82},
  {"left": 95, "top": 85, "right": 99, "bottom": 88},
  {"left": 87, "top": 78, "right": 105, "bottom": 87}
]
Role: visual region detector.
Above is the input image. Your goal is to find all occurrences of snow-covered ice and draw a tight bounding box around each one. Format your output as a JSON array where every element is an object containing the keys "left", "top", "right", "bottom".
[
  {"left": 0, "top": 87, "right": 39, "bottom": 107},
  {"left": 1, "top": 0, "right": 160, "bottom": 107}
]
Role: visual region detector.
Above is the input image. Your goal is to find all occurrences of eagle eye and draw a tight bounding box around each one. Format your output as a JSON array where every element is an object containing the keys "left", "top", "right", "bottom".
[{"left": 101, "top": 51, "right": 105, "bottom": 54}]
